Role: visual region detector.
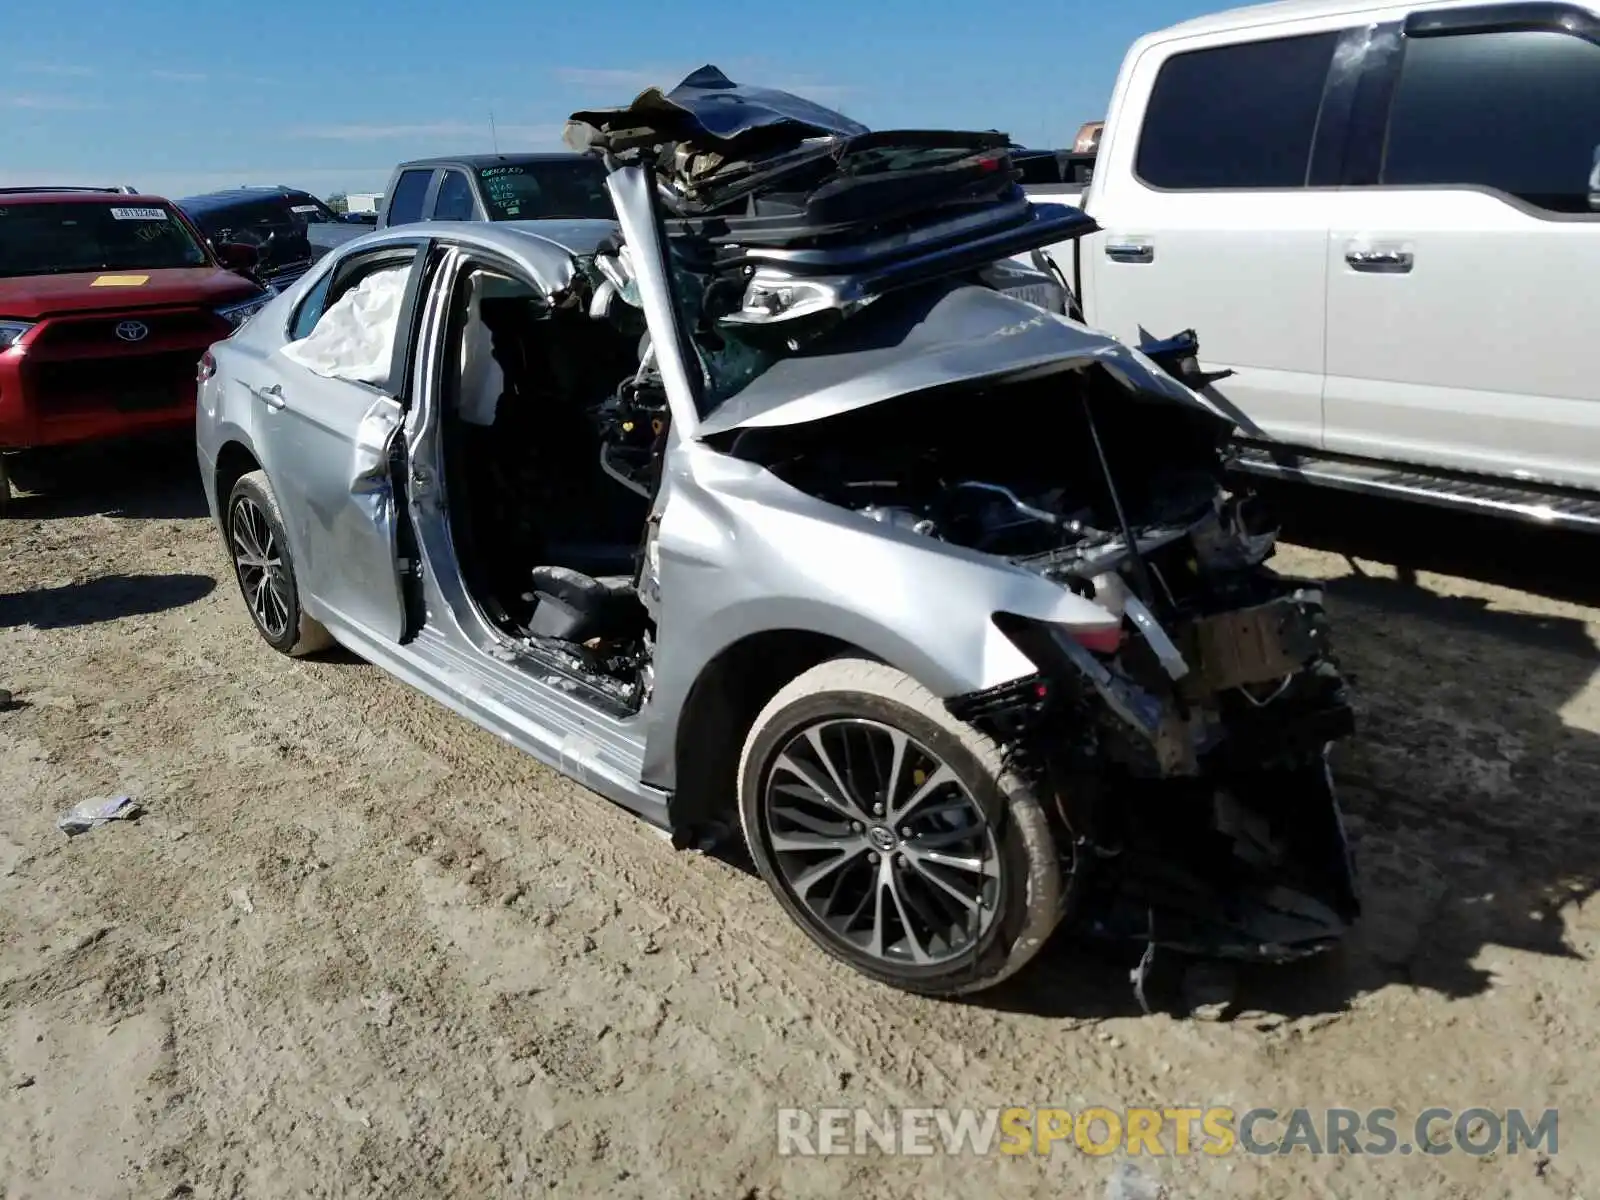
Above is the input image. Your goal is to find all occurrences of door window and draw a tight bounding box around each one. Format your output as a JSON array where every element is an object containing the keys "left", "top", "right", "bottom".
[
  {"left": 1135, "top": 32, "right": 1342, "bottom": 189},
  {"left": 1381, "top": 30, "right": 1600, "bottom": 214},
  {"left": 288, "top": 270, "right": 334, "bottom": 340},
  {"left": 432, "top": 170, "right": 476, "bottom": 220},
  {"left": 280, "top": 250, "right": 417, "bottom": 388},
  {"left": 385, "top": 170, "right": 433, "bottom": 226}
]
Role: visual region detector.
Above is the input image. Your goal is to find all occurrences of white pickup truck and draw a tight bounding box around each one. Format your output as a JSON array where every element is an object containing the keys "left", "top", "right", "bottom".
[{"left": 1028, "top": 0, "right": 1600, "bottom": 529}]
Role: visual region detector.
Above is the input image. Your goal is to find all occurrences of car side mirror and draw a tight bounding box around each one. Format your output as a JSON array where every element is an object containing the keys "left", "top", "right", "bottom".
[{"left": 214, "top": 241, "right": 260, "bottom": 274}]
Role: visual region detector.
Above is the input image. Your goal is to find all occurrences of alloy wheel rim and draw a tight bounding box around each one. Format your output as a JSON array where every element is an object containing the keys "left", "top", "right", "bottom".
[
  {"left": 761, "top": 717, "right": 1000, "bottom": 967},
  {"left": 230, "top": 497, "right": 292, "bottom": 641}
]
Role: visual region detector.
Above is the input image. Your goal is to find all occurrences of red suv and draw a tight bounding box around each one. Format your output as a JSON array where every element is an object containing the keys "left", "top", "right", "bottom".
[{"left": 0, "top": 188, "right": 272, "bottom": 510}]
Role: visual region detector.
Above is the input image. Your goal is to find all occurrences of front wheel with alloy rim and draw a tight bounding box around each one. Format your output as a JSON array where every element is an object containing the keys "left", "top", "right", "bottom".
[
  {"left": 738, "top": 657, "right": 1063, "bottom": 996},
  {"left": 225, "top": 470, "right": 333, "bottom": 657}
]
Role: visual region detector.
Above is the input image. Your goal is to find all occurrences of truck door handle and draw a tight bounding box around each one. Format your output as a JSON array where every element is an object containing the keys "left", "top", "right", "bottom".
[
  {"left": 1105, "top": 243, "right": 1154, "bottom": 264},
  {"left": 1345, "top": 248, "right": 1413, "bottom": 273}
]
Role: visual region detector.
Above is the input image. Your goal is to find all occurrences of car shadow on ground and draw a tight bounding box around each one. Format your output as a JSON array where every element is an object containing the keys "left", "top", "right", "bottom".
[
  {"left": 0, "top": 573, "right": 217, "bottom": 630},
  {"left": 982, "top": 485, "right": 1600, "bottom": 1021},
  {"left": 3, "top": 434, "right": 211, "bottom": 521}
]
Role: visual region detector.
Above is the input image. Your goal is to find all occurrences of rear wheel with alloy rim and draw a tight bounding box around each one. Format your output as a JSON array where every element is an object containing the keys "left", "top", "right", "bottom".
[
  {"left": 226, "top": 470, "right": 333, "bottom": 657},
  {"left": 738, "top": 656, "right": 1063, "bottom": 996}
]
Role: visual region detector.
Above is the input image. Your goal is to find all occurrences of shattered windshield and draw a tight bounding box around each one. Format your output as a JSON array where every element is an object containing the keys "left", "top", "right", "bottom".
[
  {"left": 0, "top": 202, "right": 209, "bottom": 278},
  {"left": 477, "top": 160, "right": 614, "bottom": 221}
]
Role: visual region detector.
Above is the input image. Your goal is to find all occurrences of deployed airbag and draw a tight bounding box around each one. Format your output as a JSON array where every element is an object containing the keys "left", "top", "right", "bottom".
[{"left": 280, "top": 264, "right": 409, "bottom": 385}]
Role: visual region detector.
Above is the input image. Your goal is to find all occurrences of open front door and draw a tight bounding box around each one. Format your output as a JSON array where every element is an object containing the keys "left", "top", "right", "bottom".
[{"left": 604, "top": 166, "right": 706, "bottom": 440}]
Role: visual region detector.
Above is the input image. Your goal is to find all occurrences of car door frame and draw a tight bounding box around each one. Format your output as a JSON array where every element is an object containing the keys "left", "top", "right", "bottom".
[
  {"left": 398, "top": 238, "right": 664, "bottom": 721},
  {"left": 253, "top": 236, "right": 436, "bottom": 644}
]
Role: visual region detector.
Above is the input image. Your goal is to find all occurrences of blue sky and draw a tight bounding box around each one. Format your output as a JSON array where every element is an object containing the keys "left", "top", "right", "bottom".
[{"left": 3, "top": 0, "right": 1213, "bottom": 200}]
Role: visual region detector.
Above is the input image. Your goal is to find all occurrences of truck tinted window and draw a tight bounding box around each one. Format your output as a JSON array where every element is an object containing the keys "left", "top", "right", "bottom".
[
  {"left": 1381, "top": 30, "right": 1600, "bottom": 214},
  {"left": 1136, "top": 32, "right": 1340, "bottom": 189},
  {"left": 432, "top": 170, "right": 475, "bottom": 220},
  {"left": 385, "top": 170, "right": 432, "bottom": 226}
]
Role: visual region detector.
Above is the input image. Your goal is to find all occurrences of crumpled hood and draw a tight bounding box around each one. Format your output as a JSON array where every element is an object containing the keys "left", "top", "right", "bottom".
[
  {"left": 565, "top": 64, "right": 868, "bottom": 156},
  {"left": 694, "top": 282, "right": 1232, "bottom": 439},
  {"left": 0, "top": 267, "right": 260, "bottom": 318}
]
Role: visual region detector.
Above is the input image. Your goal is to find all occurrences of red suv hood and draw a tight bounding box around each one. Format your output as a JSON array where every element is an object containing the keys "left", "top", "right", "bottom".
[{"left": 0, "top": 267, "right": 263, "bottom": 319}]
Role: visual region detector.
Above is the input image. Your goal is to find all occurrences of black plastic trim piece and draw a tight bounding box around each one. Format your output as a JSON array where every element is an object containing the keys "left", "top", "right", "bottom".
[{"left": 1404, "top": 1, "right": 1600, "bottom": 42}]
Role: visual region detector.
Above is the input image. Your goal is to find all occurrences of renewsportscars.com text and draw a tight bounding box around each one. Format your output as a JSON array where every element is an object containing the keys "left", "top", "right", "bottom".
[{"left": 776, "top": 1106, "right": 1559, "bottom": 1158}]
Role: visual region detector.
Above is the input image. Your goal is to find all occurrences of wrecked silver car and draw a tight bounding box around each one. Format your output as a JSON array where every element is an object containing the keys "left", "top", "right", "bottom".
[{"left": 195, "top": 68, "right": 1357, "bottom": 999}]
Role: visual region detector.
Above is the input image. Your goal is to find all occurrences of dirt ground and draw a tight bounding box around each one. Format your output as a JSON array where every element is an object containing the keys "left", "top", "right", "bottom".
[{"left": 1, "top": 441, "right": 1595, "bottom": 1199}]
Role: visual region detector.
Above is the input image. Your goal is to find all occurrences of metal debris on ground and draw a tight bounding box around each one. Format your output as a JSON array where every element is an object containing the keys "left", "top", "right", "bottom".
[
  {"left": 1181, "top": 961, "right": 1239, "bottom": 1022},
  {"left": 56, "top": 794, "right": 142, "bottom": 837},
  {"left": 1105, "top": 1160, "right": 1167, "bottom": 1200}
]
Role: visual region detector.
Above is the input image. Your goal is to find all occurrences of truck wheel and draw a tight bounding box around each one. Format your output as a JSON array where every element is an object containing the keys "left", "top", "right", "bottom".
[
  {"left": 225, "top": 470, "right": 334, "bottom": 657},
  {"left": 738, "top": 656, "right": 1063, "bottom": 996}
]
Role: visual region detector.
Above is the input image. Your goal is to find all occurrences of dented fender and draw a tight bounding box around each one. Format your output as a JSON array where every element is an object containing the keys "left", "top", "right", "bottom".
[{"left": 638, "top": 442, "right": 1123, "bottom": 789}]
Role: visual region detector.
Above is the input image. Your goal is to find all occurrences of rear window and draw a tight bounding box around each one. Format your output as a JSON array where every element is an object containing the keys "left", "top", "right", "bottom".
[
  {"left": 287, "top": 197, "right": 336, "bottom": 223},
  {"left": 476, "top": 159, "right": 613, "bottom": 221},
  {"left": 185, "top": 198, "right": 297, "bottom": 237},
  {"left": 180, "top": 197, "right": 311, "bottom": 272},
  {"left": 0, "top": 202, "right": 209, "bottom": 279},
  {"left": 1135, "top": 32, "right": 1341, "bottom": 190}
]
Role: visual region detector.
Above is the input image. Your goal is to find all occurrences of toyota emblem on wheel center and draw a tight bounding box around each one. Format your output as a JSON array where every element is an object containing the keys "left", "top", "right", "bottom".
[{"left": 114, "top": 320, "right": 149, "bottom": 343}]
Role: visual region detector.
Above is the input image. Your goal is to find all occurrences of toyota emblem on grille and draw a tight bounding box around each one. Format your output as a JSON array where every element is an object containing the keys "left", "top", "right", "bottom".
[{"left": 114, "top": 320, "right": 149, "bottom": 343}]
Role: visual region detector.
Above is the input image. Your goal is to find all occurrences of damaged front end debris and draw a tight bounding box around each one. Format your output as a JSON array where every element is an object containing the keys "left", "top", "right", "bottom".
[{"left": 950, "top": 483, "right": 1359, "bottom": 981}]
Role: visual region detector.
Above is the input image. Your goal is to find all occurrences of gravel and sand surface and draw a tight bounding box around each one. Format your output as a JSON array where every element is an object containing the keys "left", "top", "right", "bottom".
[{"left": 2, "top": 444, "right": 1595, "bottom": 1198}]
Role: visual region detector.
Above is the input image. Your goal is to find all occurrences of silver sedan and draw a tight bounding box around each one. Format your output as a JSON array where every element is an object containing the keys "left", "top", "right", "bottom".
[{"left": 195, "top": 164, "right": 1357, "bottom": 998}]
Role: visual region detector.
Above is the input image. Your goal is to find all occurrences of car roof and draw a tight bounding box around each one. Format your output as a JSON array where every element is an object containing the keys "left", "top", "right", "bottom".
[
  {"left": 1154, "top": 0, "right": 1529, "bottom": 37},
  {"left": 0, "top": 189, "right": 172, "bottom": 206},
  {"left": 353, "top": 217, "right": 617, "bottom": 258},
  {"left": 179, "top": 187, "right": 318, "bottom": 208},
  {"left": 394, "top": 152, "right": 597, "bottom": 172}
]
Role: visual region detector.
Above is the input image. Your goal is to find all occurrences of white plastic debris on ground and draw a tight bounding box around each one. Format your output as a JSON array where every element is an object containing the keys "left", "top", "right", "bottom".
[
  {"left": 279, "top": 264, "right": 410, "bottom": 385},
  {"left": 57, "top": 794, "right": 142, "bottom": 836}
]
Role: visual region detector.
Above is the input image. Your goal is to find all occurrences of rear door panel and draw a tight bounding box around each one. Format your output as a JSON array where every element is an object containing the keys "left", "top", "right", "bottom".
[{"left": 247, "top": 244, "right": 430, "bottom": 641}]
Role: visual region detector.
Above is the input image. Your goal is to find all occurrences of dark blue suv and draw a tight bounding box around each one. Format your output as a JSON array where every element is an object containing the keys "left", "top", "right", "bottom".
[{"left": 177, "top": 186, "right": 364, "bottom": 290}]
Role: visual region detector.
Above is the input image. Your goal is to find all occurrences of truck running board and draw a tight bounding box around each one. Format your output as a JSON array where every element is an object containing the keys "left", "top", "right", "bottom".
[{"left": 1228, "top": 443, "right": 1600, "bottom": 532}]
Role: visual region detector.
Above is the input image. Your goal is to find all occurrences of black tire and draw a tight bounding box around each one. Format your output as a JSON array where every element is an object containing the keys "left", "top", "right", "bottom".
[
  {"left": 738, "top": 657, "right": 1062, "bottom": 997},
  {"left": 225, "top": 470, "right": 334, "bottom": 657}
]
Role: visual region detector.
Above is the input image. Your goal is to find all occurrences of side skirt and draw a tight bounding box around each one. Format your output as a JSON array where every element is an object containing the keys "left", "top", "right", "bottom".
[{"left": 313, "top": 610, "right": 673, "bottom": 832}]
